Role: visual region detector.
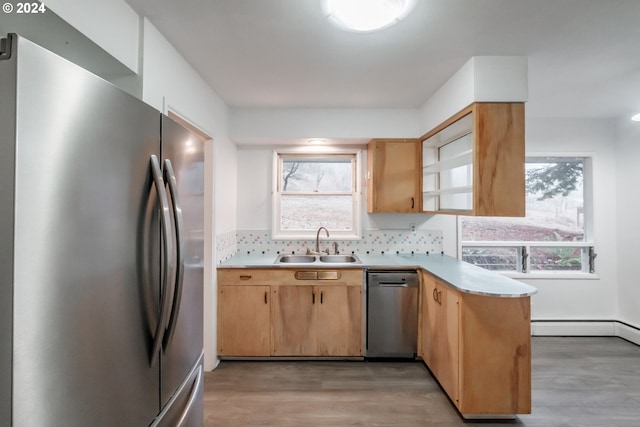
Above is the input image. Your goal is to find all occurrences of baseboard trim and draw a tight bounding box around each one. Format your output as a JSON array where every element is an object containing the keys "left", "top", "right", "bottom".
[
  {"left": 531, "top": 320, "right": 640, "bottom": 346},
  {"left": 615, "top": 322, "right": 640, "bottom": 346}
]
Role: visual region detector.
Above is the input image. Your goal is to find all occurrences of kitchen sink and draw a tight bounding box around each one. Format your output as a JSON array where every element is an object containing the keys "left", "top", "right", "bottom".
[
  {"left": 274, "top": 254, "right": 361, "bottom": 264},
  {"left": 318, "top": 255, "right": 359, "bottom": 263},
  {"left": 275, "top": 255, "right": 316, "bottom": 263}
]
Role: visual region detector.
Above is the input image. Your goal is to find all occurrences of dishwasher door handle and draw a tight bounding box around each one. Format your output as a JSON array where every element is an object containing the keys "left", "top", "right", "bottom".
[{"left": 376, "top": 282, "right": 410, "bottom": 287}]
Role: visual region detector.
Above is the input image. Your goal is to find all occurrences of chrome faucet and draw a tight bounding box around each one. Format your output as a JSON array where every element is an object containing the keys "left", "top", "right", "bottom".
[{"left": 315, "top": 226, "right": 329, "bottom": 254}]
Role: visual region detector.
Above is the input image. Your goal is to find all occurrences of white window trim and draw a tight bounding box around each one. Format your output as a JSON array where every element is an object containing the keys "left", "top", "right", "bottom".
[
  {"left": 458, "top": 153, "right": 597, "bottom": 278},
  {"left": 271, "top": 148, "right": 362, "bottom": 240}
]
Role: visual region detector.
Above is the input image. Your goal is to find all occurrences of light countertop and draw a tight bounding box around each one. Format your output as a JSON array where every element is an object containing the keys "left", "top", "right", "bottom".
[{"left": 218, "top": 252, "right": 537, "bottom": 298}]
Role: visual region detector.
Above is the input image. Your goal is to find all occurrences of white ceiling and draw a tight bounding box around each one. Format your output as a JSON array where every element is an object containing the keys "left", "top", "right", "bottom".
[{"left": 125, "top": 0, "right": 640, "bottom": 120}]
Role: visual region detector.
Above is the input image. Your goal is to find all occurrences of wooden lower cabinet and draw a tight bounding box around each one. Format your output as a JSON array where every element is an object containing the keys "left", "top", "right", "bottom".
[
  {"left": 419, "top": 271, "right": 531, "bottom": 417},
  {"left": 272, "top": 284, "right": 362, "bottom": 356},
  {"left": 271, "top": 285, "right": 316, "bottom": 355},
  {"left": 217, "top": 285, "right": 271, "bottom": 356},
  {"left": 420, "top": 276, "right": 459, "bottom": 402},
  {"left": 315, "top": 285, "right": 362, "bottom": 356},
  {"left": 217, "top": 268, "right": 363, "bottom": 358}
]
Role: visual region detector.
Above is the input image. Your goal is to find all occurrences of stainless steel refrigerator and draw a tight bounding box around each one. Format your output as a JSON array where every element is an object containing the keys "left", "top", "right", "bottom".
[{"left": 0, "top": 33, "right": 204, "bottom": 426}]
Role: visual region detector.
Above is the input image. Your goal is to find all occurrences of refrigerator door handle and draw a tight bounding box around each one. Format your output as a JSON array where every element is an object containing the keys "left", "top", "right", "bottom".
[
  {"left": 149, "top": 155, "right": 174, "bottom": 366},
  {"left": 162, "top": 159, "right": 185, "bottom": 351},
  {"left": 175, "top": 366, "right": 203, "bottom": 427}
]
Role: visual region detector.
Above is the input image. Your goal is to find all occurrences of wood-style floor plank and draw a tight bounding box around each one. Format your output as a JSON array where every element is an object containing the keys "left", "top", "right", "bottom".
[{"left": 204, "top": 337, "right": 640, "bottom": 426}]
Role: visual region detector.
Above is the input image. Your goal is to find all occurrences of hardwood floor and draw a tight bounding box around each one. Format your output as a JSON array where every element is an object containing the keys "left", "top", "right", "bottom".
[{"left": 204, "top": 337, "right": 640, "bottom": 426}]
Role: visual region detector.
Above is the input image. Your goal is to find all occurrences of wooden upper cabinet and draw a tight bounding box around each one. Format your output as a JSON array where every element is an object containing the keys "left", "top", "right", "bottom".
[
  {"left": 421, "top": 102, "right": 525, "bottom": 216},
  {"left": 367, "top": 138, "right": 421, "bottom": 213}
]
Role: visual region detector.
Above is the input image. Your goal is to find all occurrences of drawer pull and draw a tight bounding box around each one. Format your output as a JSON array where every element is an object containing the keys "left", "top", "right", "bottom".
[
  {"left": 295, "top": 271, "right": 317, "bottom": 280},
  {"left": 317, "top": 271, "right": 340, "bottom": 280},
  {"left": 239, "top": 275, "right": 252, "bottom": 280},
  {"left": 433, "top": 288, "right": 442, "bottom": 305}
]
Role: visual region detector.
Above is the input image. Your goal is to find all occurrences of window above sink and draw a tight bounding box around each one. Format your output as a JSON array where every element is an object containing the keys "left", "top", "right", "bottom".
[{"left": 271, "top": 150, "right": 362, "bottom": 240}]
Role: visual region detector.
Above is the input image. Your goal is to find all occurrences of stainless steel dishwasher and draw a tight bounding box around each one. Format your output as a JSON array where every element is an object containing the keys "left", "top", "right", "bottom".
[{"left": 366, "top": 270, "right": 419, "bottom": 358}]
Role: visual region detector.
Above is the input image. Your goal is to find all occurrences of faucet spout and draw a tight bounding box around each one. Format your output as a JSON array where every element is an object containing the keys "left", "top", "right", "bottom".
[{"left": 315, "top": 226, "right": 330, "bottom": 254}]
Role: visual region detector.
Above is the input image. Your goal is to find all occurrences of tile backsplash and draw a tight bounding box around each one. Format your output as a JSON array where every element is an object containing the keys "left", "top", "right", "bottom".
[{"left": 216, "top": 229, "right": 443, "bottom": 263}]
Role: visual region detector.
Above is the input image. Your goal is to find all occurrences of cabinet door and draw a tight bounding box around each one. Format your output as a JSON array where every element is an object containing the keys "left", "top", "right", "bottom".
[
  {"left": 420, "top": 274, "right": 439, "bottom": 366},
  {"left": 315, "top": 285, "right": 362, "bottom": 356},
  {"left": 432, "top": 283, "right": 460, "bottom": 404},
  {"left": 420, "top": 274, "right": 460, "bottom": 403},
  {"left": 421, "top": 102, "right": 525, "bottom": 216},
  {"left": 368, "top": 139, "right": 420, "bottom": 213},
  {"left": 271, "top": 286, "right": 316, "bottom": 356},
  {"left": 218, "top": 285, "right": 271, "bottom": 356}
]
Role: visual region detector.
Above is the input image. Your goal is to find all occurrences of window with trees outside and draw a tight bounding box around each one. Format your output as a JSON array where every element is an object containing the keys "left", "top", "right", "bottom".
[
  {"left": 461, "top": 156, "right": 596, "bottom": 275},
  {"left": 272, "top": 152, "right": 360, "bottom": 238}
]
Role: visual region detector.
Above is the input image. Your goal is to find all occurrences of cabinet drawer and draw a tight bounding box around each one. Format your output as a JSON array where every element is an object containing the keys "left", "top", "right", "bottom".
[
  {"left": 218, "top": 268, "right": 284, "bottom": 285},
  {"left": 218, "top": 268, "right": 363, "bottom": 286}
]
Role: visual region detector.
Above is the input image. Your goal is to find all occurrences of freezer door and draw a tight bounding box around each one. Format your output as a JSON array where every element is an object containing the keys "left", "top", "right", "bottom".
[
  {"left": 151, "top": 355, "right": 204, "bottom": 427},
  {"left": 8, "top": 35, "right": 161, "bottom": 426},
  {"left": 159, "top": 115, "right": 204, "bottom": 412}
]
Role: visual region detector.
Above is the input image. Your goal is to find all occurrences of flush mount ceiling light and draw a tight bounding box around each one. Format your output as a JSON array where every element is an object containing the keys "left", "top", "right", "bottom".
[
  {"left": 322, "top": 0, "right": 417, "bottom": 33},
  {"left": 632, "top": 113, "right": 640, "bottom": 122},
  {"left": 308, "top": 138, "right": 327, "bottom": 145}
]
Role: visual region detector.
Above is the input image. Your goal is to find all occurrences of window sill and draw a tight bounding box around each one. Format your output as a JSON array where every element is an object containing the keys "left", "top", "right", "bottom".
[{"left": 499, "top": 271, "right": 600, "bottom": 280}]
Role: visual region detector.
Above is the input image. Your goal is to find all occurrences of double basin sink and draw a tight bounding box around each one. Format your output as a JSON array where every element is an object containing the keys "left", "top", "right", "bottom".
[{"left": 274, "top": 254, "right": 361, "bottom": 265}]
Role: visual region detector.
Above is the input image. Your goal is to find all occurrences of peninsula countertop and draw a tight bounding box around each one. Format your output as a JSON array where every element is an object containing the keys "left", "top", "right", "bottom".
[{"left": 218, "top": 252, "right": 537, "bottom": 298}]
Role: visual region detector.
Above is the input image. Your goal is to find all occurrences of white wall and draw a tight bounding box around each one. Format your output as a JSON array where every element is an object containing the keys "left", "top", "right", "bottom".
[
  {"left": 521, "top": 118, "right": 618, "bottom": 322},
  {"left": 419, "top": 56, "right": 528, "bottom": 134},
  {"left": 615, "top": 118, "right": 640, "bottom": 329},
  {"left": 231, "top": 108, "right": 420, "bottom": 143},
  {"left": 43, "top": 0, "right": 139, "bottom": 72}
]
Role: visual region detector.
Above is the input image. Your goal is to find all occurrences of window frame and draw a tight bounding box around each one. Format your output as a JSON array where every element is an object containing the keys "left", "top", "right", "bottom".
[
  {"left": 458, "top": 153, "right": 598, "bottom": 279},
  {"left": 271, "top": 149, "right": 362, "bottom": 240}
]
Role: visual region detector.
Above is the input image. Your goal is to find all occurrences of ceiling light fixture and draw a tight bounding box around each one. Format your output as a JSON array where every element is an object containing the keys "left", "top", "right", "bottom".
[
  {"left": 322, "top": 0, "right": 417, "bottom": 33},
  {"left": 308, "top": 139, "right": 327, "bottom": 145},
  {"left": 632, "top": 113, "right": 640, "bottom": 122}
]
